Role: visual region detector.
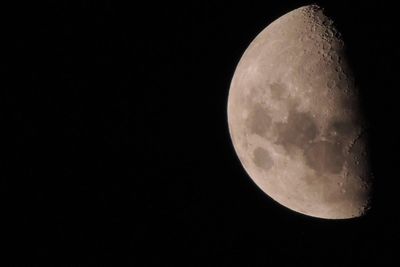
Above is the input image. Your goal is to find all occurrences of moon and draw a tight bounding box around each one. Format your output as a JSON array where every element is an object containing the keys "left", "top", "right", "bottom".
[{"left": 227, "top": 5, "right": 373, "bottom": 219}]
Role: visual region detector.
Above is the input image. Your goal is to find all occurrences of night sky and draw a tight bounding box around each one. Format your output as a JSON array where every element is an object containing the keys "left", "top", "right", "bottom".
[{"left": 3, "top": 0, "right": 400, "bottom": 265}]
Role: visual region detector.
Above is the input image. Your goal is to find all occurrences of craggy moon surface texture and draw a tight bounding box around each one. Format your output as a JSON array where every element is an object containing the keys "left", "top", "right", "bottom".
[{"left": 227, "top": 5, "right": 372, "bottom": 219}]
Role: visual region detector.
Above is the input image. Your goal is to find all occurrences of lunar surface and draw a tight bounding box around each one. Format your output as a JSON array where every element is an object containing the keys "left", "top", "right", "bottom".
[{"left": 227, "top": 5, "right": 372, "bottom": 219}]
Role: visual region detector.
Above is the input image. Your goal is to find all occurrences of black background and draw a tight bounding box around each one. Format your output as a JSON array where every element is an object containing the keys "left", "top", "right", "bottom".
[{"left": 2, "top": 0, "right": 400, "bottom": 265}]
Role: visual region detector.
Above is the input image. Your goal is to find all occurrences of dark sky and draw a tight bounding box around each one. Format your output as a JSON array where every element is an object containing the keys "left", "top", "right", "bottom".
[{"left": 3, "top": 0, "right": 400, "bottom": 265}]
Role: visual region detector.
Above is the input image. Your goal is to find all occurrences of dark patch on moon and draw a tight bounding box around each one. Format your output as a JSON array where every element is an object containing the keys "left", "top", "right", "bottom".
[
  {"left": 326, "top": 120, "right": 356, "bottom": 143},
  {"left": 270, "top": 82, "right": 286, "bottom": 100},
  {"left": 275, "top": 109, "right": 317, "bottom": 149},
  {"left": 338, "top": 94, "right": 362, "bottom": 116},
  {"left": 246, "top": 104, "right": 272, "bottom": 136},
  {"left": 346, "top": 130, "right": 371, "bottom": 179},
  {"left": 321, "top": 180, "right": 345, "bottom": 203},
  {"left": 305, "top": 141, "right": 344, "bottom": 174},
  {"left": 329, "top": 121, "right": 354, "bottom": 137},
  {"left": 348, "top": 130, "right": 367, "bottom": 155},
  {"left": 301, "top": 174, "right": 344, "bottom": 204},
  {"left": 253, "top": 147, "right": 273, "bottom": 171},
  {"left": 301, "top": 174, "right": 319, "bottom": 187}
]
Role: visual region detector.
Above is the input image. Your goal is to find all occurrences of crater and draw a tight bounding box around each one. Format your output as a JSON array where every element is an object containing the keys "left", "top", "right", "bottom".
[
  {"left": 253, "top": 147, "right": 274, "bottom": 171},
  {"left": 305, "top": 141, "right": 344, "bottom": 174},
  {"left": 246, "top": 104, "right": 272, "bottom": 136},
  {"left": 275, "top": 109, "right": 317, "bottom": 149}
]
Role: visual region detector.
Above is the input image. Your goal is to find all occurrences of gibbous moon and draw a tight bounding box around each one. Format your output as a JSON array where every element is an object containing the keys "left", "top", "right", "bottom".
[{"left": 227, "top": 5, "right": 372, "bottom": 219}]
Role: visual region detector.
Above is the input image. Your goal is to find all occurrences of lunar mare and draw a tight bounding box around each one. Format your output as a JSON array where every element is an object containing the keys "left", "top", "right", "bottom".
[{"left": 227, "top": 5, "right": 372, "bottom": 219}]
